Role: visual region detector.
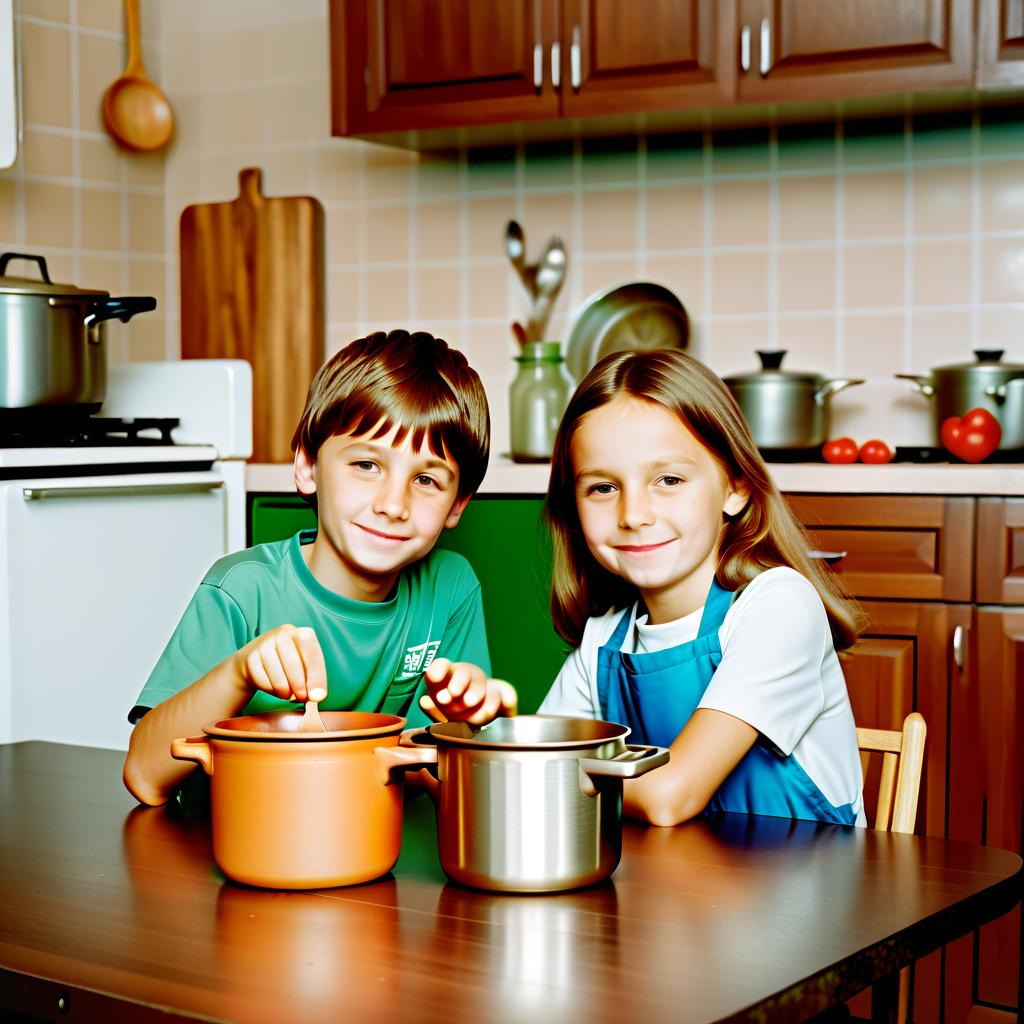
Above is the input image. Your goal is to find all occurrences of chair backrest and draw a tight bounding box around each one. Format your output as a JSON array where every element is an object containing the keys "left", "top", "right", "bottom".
[{"left": 856, "top": 712, "right": 927, "bottom": 834}]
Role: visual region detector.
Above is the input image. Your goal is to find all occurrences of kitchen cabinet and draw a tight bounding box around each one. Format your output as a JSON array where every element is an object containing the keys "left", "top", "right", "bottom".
[
  {"left": 248, "top": 493, "right": 566, "bottom": 711},
  {"left": 329, "top": 0, "right": 977, "bottom": 140},
  {"left": 788, "top": 492, "right": 1020, "bottom": 1024},
  {"left": 977, "top": 0, "right": 1024, "bottom": 87}
]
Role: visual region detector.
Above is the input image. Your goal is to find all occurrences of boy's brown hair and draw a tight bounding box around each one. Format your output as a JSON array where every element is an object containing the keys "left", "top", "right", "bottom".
[{"left": 291, "top": 330, "right": 490, "bottom": 500}]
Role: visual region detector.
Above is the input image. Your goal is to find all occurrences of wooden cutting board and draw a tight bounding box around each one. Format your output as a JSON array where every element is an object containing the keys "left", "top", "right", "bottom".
[{"left": 180, "top": 167, "right": 325, "bottom": 463}]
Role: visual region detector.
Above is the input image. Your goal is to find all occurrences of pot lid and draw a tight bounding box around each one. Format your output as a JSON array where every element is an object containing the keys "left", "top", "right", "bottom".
[
  {"left": 723, "top": 349, "right": 823, "bottom": 386},
  {"left": 428, "top": 714, "right": 629, "bottom": 750},
  {"left": 932, "top": 349, "right": 1024, "bottom": 376},
  {"left": 203, "top": 709, "right": 406, "bottom": 741},
  {"left": 0, "top": 252, "right": 109, "bottom": 299}
]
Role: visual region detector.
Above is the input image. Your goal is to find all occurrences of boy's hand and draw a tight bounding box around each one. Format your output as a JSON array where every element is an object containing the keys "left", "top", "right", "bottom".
[
  {"left": 238, "top": 624, "right": 328, "bottom": 703},
  {"left": 421, "top": 657, "right": 517, "bottom": 726}
]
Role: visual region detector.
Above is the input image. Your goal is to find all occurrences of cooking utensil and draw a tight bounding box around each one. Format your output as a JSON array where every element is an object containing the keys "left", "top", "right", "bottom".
[
  {"left": 723, "top": 350, "right": 864, "bottom": 451},
  {"left": 170, "top": 710, "right": 425, "bottom": 889},
  {"left": 101, "top": 0, "right": 174, "bottom": 153},
  {"left": 298, "top": 699, "right": 327, "bottom": 733},
  {"left": 398, "top": 715, "right": 669, "bottom": 893},
  {"left": 896, "top": 349, "right": 1024, "bottom": 450},
  {"left": 180, "top": 168, "right": 325, "bottom": 463},
  {"left": 525, "top": 235, "right": 567, "bottom": 342},
  {"left": 0, "top": 252, "right": 155, "bottom": 413},
  {"left": 504, "top": 220, "right": 532, "bottom": 296},
  {"left": 511, "top": 320, "right": 529, "bottom": 349},
  {"left": 565, "top": 282, "right": 689, "bottom": 384}
]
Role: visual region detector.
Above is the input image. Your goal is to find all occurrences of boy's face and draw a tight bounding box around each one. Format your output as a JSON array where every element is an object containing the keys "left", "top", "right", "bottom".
[{"left": 294, "top": 420, "right": 470, "bottom": 602}]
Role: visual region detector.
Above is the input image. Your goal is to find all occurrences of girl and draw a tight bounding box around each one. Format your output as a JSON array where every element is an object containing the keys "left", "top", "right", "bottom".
[{"left": 428, "top": 349, "right": 867, "bottom": 829}]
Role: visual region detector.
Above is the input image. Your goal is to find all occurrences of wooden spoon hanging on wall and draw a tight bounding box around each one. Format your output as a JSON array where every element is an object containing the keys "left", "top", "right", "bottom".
[{"left": 102, "top": 0, "right": 174, "bottom": 152}]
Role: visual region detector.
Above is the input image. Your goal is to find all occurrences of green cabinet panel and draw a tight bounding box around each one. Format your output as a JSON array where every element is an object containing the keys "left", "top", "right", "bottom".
[{"left": 247, "top": 492, "right": 568, "bottom": 712}]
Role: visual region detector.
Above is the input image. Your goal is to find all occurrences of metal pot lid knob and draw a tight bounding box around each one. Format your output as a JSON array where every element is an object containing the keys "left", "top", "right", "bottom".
[
  {"left": 974, "top": 348, "right": 1005, "bottom": 363},
  {"left": 757, "top": 349, "right": 787, "bottom": 371}
]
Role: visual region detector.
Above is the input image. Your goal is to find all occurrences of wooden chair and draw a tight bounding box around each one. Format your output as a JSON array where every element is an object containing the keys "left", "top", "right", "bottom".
[{"left": 856, "top": 712, "right": 928, "bottom": 1024}]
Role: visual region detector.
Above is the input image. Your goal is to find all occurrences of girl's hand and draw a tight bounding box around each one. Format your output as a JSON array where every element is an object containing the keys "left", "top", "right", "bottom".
[
  {"left": 421, "top": 658, "right": 517, "bottom": 725},
  {"left": 237, "top": 624, "right": 328, "bottom": 703}
]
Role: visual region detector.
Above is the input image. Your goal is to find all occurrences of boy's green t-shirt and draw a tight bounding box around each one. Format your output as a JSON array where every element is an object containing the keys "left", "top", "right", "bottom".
[{"left": 130, "top": 529, "right": 491, "bottom": 728}]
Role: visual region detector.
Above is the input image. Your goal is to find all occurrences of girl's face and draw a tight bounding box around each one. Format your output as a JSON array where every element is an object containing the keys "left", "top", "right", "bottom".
[{"left": 570, "top": 396, "right": 748, "bottom": 624}]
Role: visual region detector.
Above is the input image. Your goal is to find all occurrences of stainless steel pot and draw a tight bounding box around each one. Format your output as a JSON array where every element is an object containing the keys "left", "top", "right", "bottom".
[
  {"left": 393, "top": 715, "right": 669, "bottom": 893},
  {"left": 0, "top": 252, "right": 156, "bottom": 412},
  {"left": 723, "top": 350, "right": 865, "bottom": 450},
  {"left": 896, "top": 349, "right": 1024, "bottom": 450}
]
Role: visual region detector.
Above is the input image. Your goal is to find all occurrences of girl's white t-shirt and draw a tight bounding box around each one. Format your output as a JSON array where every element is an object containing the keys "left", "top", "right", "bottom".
[{"left": 539, "top": 566, "right": 866, "bottom": 825}]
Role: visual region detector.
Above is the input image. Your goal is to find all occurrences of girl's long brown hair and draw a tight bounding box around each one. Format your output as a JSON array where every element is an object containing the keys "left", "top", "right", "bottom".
[{"left": 544, "top": 349, "right": 866, "bottom": 650}]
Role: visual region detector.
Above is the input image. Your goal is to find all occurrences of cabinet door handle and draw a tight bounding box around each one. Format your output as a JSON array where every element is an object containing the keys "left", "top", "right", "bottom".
[
  {"left": 22, "top": 480, "right": 224, "bottom": 500},
  {"left": 759, "top": 17, "right": 772, "bottom": 76},
  {"left": 740, "top": 24, "right": 751, "bottom": 72},
  {"left": 807, "top": 549, "right": 847, "bottom": 565},
  {"left": 533, "top": 42, "right": 543, "bottom": 91},
  {"left": 551, "top": 40, "right": 561, "bottom": 89},
  {"left": 570, "top": 25, "right": 581, "bottom": 91},
  {"left": 952, "top": 624, "right": 966, "bottom": 671}
]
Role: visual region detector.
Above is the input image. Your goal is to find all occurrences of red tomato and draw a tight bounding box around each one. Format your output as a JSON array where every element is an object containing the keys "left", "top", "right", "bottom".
[
  {"left": 822, "top": 437, "right": 858, "bottom": 464},
  {"left": 858, "top": 439, "right": 894, "bottom": 464},
  {"left": 940, "top": 407, "right": 1002, "bottom": 463}
]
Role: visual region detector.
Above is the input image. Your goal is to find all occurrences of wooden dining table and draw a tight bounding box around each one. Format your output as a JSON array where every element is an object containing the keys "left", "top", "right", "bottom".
[{"left": 0, "top": 741, "right": 1020, "bottom": 1024}]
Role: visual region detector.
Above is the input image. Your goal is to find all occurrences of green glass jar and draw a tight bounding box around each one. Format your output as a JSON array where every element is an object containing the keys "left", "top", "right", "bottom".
[{"left": 509, "top": 342, "right": 574, "bottom": 463}]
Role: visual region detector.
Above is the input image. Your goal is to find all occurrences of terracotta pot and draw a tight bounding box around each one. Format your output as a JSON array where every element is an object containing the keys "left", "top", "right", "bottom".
[{"left": 170, "top": 710, "right": 428, "bottom": 890}]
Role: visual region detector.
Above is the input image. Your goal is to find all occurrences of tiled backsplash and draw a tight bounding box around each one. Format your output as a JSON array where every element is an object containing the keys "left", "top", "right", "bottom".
[{"left": 3, "top": 0, "right": 1024, "bottom": 455}]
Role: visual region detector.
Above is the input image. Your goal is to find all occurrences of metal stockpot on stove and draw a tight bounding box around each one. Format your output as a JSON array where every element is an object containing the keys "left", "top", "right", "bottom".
[
  {"left": 896, "top": 349, "right": 1024, "bottom": 450},
  {"left": 171, "top": 710, "right": 425, "bottom": 890},
  {"left": 723, "top": 350, "right": 864, "bottom": 450},
  {"left": 0, "top": 252, "right": 156, "bottom": 412},
  {"left": 391, "top": 715, "right": 669, "bottom": 893}
]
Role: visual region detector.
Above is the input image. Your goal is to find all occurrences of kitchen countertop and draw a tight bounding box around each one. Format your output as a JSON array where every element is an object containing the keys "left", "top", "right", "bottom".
[{"left": 247, "top": 458, "right": 1024, "bottom": 497}]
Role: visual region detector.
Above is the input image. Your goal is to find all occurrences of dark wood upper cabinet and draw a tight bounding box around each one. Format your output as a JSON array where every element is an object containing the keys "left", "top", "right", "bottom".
[
  {"left": 736, "top": 0, "right": 974, "bottom": 101},
  {"left": 977, "top": 0, "right": 1024, "bottom": 86}
]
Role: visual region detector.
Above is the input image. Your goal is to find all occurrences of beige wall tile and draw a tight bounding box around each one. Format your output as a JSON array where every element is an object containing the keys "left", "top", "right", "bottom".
[
  {"left": 30, "top": 248, "right": 73, "bottom": 283},
  {"left": 77, "top": 0, "right": 121, "bottom": 32},
  {"left": 0, "top": 179, "right": 17, "bottom": 244},
  {"left": 704, "top": 318, "right": 773, "bottom": 376},
  {"left": 778, "top": 248, "right": 836, "bottom": 311},
  {"left": 461, "top": 323, "right": 514, "bottom": 381},
  {"left": 415, "top": 201, "right": 461, "bottom": 262},
  {"left": 646, "top": 184, "right": 703, "bottom": 251},
  {"left": 76, "top": 31, "right": 119, "bottom": 134},
  {"left": 581, "top": 190, "right": 637, "bottom": 252},
  {"left": 311, "top": 144, "right": 361, "bottom": 203},
  {"left": 645, "top": 254, "right": 703, "bottom": 316},
  {"left": 362, "top": 204, "right": 409, "bottom": 264},
  {"left": 910, "top": 310, "right": 973, "bottom": 368},
  {"left": 265, "top": 80, "right": 314, "bottom": 146},
  {"left": 466, "top": 263, "right": 508, "bottom": 320},
  {"left": 712, "top": 179, "right": 770, "bottom": 246},
  {"left": 416, "top": 150, "right": 461, "bottom": 198},
  {"left": 843, "top": 171, "right": 905, "bottom": 240},
  {"left": 977, "top": 308, "right": 1024, "bottom": 357},
  {"left": 980, "top": 159, "right": 1024, "bottom": 233},
  {"left": 23, "top": 129, "right": 72, "bottom": 177},
  {"left": 912, "top": 240, "right": 972, "bottom": 306},
  {"left": 980, "top": 237, "right": 1024, "bottom": 303},
  {"left": 365, "top": 268, "right": 409, "bottom": 323},
  {"left": 467, "top": 195, "right": 516, "bottom": 260},
  {"left": 129, "top": 260, "right": 166, "bottom": 310},
  {"left": 326, "top": 268, "right": 358, "bottom": 324},
  {"left": 22, "top": 21, "right": 71, "bottom": 128},
  {"left": 912, "top": 165, "right": 972, "bottom": 236},
  {"left": 324, "top": 208, "right": 358, "bottom": 267},
  {"left": 843, "top": 244, "right": 904, "bottom": 308},
  {"left": 202, "top": 89, "right": 264, "bottom": 149},
  {"left": 364, "top": 146, "right": 416, "bottom": 201},
  {"left": 21, "top": 0, "right": 69, "bottom": 20},
  {"left": 79, "top": 256, "right": 123, "bottom": 293},
  {"left": 81, "top": 188, "right": 123, "bottom": 251},
  {"left": 128, "top": 193, "right": 164, "bottom": 254},
  {"left": 80, "top": 135, "right": 122, "bottom": 183},
  {"left": 778, "top": 176, "right": 836, "bottom": 244},
  {"left": 840, "top": 313, "right": 904, "bottom": 377},
  {"left": 416, "top": 266, "right": 461, "bottom": 321},
  {"left": 24, "top": 181, "right": 74, "bottom": 248},
  {"left": 579, "top": 257, "right": 640, "bottom": 301},
  {"left": 522, "top": 193, "right": 575, "bottom": 253},
  {"left": 125, "top": 318, "right": 169, "bottom": 361},
  {"left": 710, "top": 251, "right": 769, "bottom": 314},
  {"left": 776, "top": 316, "right": 839, "bottom": 371},
  {"left": 123, "top": 149, "right": 166, "bottom": 188}
]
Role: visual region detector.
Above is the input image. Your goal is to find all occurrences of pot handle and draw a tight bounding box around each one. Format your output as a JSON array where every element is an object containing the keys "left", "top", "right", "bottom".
[
  {"left": 814, "top": 377, "right": 865, "bottom": 405},
  {"left": 377, "top": 734, "right": 441, "bottom": 800},
  {"left": 578, "top": 743, "right": 670, "bottom": 798},
  {"left": 894, "top": 373, "right": 935, "bottom": 398},
  {"left": 0, "top": 252, "right": 51, "bottom": 282},
  {"left": 170, "top": 736, "right": 213, "bottom": 775},
  {"left": 86, "top": 295, "right": 157, "bottom": 325}
]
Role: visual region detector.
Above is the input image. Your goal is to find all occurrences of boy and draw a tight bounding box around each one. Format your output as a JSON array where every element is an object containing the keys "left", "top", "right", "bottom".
[{"left": 123, "top": 330, "right": 515, "bottom": 806}]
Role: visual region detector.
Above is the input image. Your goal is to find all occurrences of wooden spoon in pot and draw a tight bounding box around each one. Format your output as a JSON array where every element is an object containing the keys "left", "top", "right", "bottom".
[
  {"left": 297, "top": 699, "right": 328, "bottom": 733},
  {"left": 102, "top": 0, "right": 174, "bottom": 152}
]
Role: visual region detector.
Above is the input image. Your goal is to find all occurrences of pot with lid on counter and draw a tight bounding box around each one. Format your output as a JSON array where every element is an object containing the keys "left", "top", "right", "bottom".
[
  {"left": 0, "top": 251, "right": 156, "bottom": 414},
  {"left": 896, "top": 349, "right": 1024, "bottom": 450},
  {"left": 723, "top": 350, "right": 865, "bottom": 451}
]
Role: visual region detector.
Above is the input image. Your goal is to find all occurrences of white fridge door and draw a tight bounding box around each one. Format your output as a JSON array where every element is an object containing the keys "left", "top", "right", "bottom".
[{"left": 0, "top": 471, "right": 229, "bottom": 750}]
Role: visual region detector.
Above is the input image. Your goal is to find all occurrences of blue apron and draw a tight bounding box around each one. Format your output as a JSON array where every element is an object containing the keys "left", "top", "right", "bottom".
[{"left": 596, "top": 578, "right": 857, "bottom": 825}]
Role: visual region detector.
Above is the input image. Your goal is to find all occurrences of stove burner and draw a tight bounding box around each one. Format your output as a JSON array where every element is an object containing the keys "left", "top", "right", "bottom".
[
  {"left": 0, "top": 416, "right": 180, "bottom": 448},
  {"left": 760, "top": 446, "right": 1024, "bottom": 464}
]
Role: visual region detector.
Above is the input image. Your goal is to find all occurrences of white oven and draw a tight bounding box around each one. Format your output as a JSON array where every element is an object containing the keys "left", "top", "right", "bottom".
[{"left": 0, "top": 360, "right": 252, "bottom": 750}]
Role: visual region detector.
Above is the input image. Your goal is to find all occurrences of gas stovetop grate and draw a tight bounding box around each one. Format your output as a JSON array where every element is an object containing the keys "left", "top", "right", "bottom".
[{"left": 0, "top": 416, "right": 181, "bottom": 448}]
